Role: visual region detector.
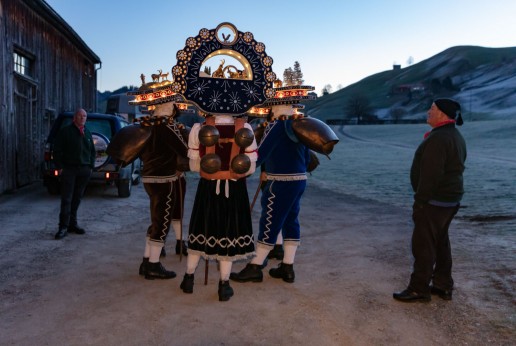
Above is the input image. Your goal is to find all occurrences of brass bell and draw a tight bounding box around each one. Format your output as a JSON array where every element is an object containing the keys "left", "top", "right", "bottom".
[
  {"left": 199, "top": 125, "right": 220, "bottom": 147},
  {"left": 234, "top": 128, "right": 254, "bottom": 148},
  {"left": 231, "top": 154, "right": 251, "bottom": 174},
  {"left": 200, "top": 153, "right": 221, "bottom": 174}
]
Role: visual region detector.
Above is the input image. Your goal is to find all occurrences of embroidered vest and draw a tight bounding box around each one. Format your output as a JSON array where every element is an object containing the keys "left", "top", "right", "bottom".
[{"left": 199, "top": 117, "right": 248, "bottom": 180}]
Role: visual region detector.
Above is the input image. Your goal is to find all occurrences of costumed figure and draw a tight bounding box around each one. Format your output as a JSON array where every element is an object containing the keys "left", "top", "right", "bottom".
[
  {"left": 230, "top": 94, "right": 338, "bottom": 284},
  {"left": 107, "top": 100, "right": 189, "bottom": 280},
  {"left": 179, "top": 114, "right": 258, "bottom": 301}
]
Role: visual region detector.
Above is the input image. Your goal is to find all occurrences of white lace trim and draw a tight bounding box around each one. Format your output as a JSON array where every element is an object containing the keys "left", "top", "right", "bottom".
[
  {"left": 142, "top": 174, "right": 181, "bottom": 183},
  {"left": 266, "top": 173, "right": 307, "bottom": 181}
]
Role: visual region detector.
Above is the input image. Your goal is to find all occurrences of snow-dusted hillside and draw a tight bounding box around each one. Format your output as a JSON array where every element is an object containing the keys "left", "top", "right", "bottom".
[{"left": 307, "top": 46, "right": 516, "bottom": 121}]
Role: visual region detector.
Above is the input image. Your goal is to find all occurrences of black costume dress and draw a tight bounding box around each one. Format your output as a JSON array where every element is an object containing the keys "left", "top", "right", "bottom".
[{"left": 187, "top": 115, "right": 257, "bottom": 260}]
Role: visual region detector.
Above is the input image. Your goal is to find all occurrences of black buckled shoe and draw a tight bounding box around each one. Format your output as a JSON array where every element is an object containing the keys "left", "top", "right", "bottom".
[
  {"left": 54, "top": 228, "right": 67, "bottom": 240},
  {"left": 269, "top": 262, "right": 295, "bottom": 283},
  {"left": 175, "top": 240, "right": 188, "bottom": 256},
  {"left": 218, "top": 280, "right": 234, "bottom": 302},
  {"left": 267, "top": 244, "right": 284, "bottom": 260},
  {"left": 430, "top": 286, "right": 453, "bottom": 300},
  {"left": 145, "top": 262, "right": 176, "bottom": 280},
  {"left": 229, "top": 263, "right": 263, "bottom": 283},
  {"left": 180, "top": 273, "right": 194, "bottom": 293},
  {"left": 68, "top": 225, "right": 86, "bottom": 235},
  {"left": 139, "top": 257, "right": 149, "bottom": 276},
  {"left": 393, "top": 289, "right": 431, "bottom": 302}
]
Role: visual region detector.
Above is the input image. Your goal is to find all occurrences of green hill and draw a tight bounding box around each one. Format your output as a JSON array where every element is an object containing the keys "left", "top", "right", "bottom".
[{"left": 304, "top": 46, "right": 516, "bottom": 123}]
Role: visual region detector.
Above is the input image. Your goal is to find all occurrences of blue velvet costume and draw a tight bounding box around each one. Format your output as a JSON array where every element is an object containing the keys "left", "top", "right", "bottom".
[{"left": 256, "top": 119, "right": 311, "bottom": 247}]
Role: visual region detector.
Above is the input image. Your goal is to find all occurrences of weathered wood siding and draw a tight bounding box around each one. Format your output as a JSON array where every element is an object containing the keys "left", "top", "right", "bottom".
[{"left": 0, "top": 0, "right": 100, "bottom": 193}]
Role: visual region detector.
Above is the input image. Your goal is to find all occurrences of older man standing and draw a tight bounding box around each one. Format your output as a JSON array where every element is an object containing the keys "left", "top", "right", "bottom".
[
  {"left": 53, "top": 108, "right": 96, "bottom": 240},
  {"left": 394, "top": 98, "right": 466, "bottom": 302}
]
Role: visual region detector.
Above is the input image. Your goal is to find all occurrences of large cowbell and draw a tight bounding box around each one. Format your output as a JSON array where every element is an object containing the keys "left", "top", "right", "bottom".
[{"left": 170, "top": 22, "right": 276, "bottom": 115}]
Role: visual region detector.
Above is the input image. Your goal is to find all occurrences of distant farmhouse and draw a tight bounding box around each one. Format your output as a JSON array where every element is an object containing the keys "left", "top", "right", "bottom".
[{"left": 0, "top": 0, "right": 101, "bottom": 193}]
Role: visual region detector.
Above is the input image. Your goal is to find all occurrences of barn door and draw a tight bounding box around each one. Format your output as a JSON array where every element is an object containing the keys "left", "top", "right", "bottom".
[{"left": 14, "top": 77, "right": 39, "bottom": 187}]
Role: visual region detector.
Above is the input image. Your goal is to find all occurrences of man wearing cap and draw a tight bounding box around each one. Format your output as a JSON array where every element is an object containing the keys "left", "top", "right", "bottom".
[{"left": 394, "top": 98, "right": 467, "bottom": 302}]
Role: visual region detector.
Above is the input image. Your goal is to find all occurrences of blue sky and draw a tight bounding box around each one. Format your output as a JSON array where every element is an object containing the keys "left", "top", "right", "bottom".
[{"left": 46, "top": 0, "right": 516, "bottom": 95}]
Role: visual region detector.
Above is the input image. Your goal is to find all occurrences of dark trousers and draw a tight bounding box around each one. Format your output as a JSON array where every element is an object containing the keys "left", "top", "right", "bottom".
[
  {"left": 258, "top": 179, "right": 306, "bottom": 246},
  {"left": 408, "top": 203, "right": 459, "bottom": 294},
  {"left": 59, "top": 166, "right": 91, "bottom": 229},
  {"left": 144, "top": 181, "right": 177, "bottom": 244}
]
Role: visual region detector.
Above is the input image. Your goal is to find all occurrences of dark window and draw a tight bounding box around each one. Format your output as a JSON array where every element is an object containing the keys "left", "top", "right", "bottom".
[{"left": 14, "top": 51, "right": 33, "bottom": 77}]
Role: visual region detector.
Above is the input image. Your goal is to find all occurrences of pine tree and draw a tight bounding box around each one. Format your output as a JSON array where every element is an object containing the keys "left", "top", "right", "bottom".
[
  {"left": 283, "top": 67, "right": 294, "bottom": 86},
  {"left": 293, "top": 61, "right": 304, "bottom": 85}
]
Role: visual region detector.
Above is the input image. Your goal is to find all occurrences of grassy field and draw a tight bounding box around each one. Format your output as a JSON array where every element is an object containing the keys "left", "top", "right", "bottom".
[{"left": 309, "top": 119, "right": 516, "bottom": 223}]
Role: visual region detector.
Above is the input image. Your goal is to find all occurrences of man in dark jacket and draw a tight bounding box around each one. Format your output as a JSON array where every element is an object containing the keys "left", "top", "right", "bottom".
[
  {"left": 53, "top": 108, "right": 96, "bottom": 240},
  {"left": 394, "top": 98, "right": 467, "bottom": 302}
]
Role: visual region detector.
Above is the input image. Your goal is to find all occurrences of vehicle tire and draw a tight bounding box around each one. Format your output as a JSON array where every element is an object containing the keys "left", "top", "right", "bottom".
[
  {"left": 117, "top": 178, "right": 131, "bottom": 198},
  {"left": 130, "top": 162, "right": 141, "bottom": 186},
  {"left": 47, "top": 179, "right": 60, "bottom": 195}
]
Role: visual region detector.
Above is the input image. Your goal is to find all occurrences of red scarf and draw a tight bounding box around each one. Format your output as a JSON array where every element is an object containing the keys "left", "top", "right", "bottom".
[
  {"left": 76, "top": 124, "right": 85, "bottom": 136},
  {"left": 424, "top": 120, "right": 455, "bottom": 139}
]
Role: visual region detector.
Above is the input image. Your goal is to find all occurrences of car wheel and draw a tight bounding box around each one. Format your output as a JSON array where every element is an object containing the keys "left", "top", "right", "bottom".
[
  {"left": 130, "top": 162, "right": 141, "bottom": 185},
  {"left": 132, "top": 175, "right": 141, "bottom": 186},
  {"left": 117, "top": 178, "right": 131, "bottom": 198}
]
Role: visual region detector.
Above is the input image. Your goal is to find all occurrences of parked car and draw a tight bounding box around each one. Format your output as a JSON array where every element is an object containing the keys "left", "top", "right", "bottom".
[{"left": 42, "top": 112, "right": 141, "bottom": 197}]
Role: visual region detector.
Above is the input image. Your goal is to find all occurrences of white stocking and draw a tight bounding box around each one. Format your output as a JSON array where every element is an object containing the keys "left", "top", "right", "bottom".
[
  {"left": 283, "top": 244, "right": 298, "bottom": 265},
  {"left": 186, "top": 253, "right": 201, "bottom": 274},
  {"left": 219, "top": 260, "right": 232, "bottom": 281},
  {"left": 276, "top": 232, "right": 283, "bottom": 245},
  {"left": 143, "top": 237, "right": 151, "bottom": 258},
  {"left": 172, "top": 220, "right": 182, "bottom": 241},
  {"left": 251, "top": 246, "right": 270, "bottom": 266},
  {"left": 149, "top": 243, "right": 164, "bottom": 263}
]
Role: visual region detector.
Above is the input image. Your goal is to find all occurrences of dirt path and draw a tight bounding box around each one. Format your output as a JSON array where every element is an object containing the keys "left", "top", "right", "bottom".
[{"left": 0, "top": 177, "right": 514, "bottom": 345}]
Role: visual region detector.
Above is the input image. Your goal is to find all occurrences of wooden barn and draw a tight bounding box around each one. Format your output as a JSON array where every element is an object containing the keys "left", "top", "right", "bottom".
[{"left": 0, "top": 0, "right": 101, "bottom": 194}]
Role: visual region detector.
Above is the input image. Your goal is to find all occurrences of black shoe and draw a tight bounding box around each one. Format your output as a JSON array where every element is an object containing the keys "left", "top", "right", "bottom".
[
  {"left": 139, "top": 257, "right": 149, "bottom": 276},
  {"left": 393, "top": 289, "right": 431, "bottom": 302},
  {"left": 145, "top": 262, "right": 176, "bottom": 280},
  {"left": 68, "top": 225, "right": 85, "bottom": 235},
  {"left": 160, "top": 247, "right": 166, "bottom": 258},
  {"left": 267, "top": 244, "right": 284, "bottom": 260},
  {"left": 269, "top": 262, "right": 295, "bottom": 283},
  {"left": 54, "top": 228, "right": 67, "bottom": 240},
  {"left": 180, "top": 273, "right": 194, "bottom": 293},
  {"left": 229, "top": 263, "right": 263, "bottom": 283},
  {"left": 218, "top": 280, "right": 234, "bottom": 302},
  {"left": 430, "top": 286, "right": 453, "bottom": 301},
  {"left": 175, "top": 240, "right": 188, "bottom": 256}
]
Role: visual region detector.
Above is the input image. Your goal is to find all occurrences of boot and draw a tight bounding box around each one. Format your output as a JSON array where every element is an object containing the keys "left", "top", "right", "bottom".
[
  {"left": 267, "top": 244, "right": 284, "bottom": 260},
  {"left": 175, "top": 240, "right": 188, "bottom": 256},
  {"left": 145, "top": 262, "right": 176, "bottom": 280},
  {"left": 269, "top": 262, "right": 295, "bottom": 283},
  {"left": 160, "top": 247, "right": 166, "bottom": 257},
  {"left": 54, "top": 228, "right": 67, "bottom": 240},
  {"left": 180, "top": 273, "right": 194, "bottom": 293},
  {"left": 139, "top": 257, "right": 149, "bottom": 276},
  {"left": 229, "top": 263, "right": 263, "bottom": 283},
  {"left": 218, "top": 280, "right": 234, "bottom": 302},
  {"left": 68, "top": 224, "right": 86, "bottom": 235}
]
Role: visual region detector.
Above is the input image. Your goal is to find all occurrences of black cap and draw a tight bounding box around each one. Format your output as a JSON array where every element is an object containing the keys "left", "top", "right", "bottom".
[{"left": 435, "top": 98, "right": 463, "bottom": 125}]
